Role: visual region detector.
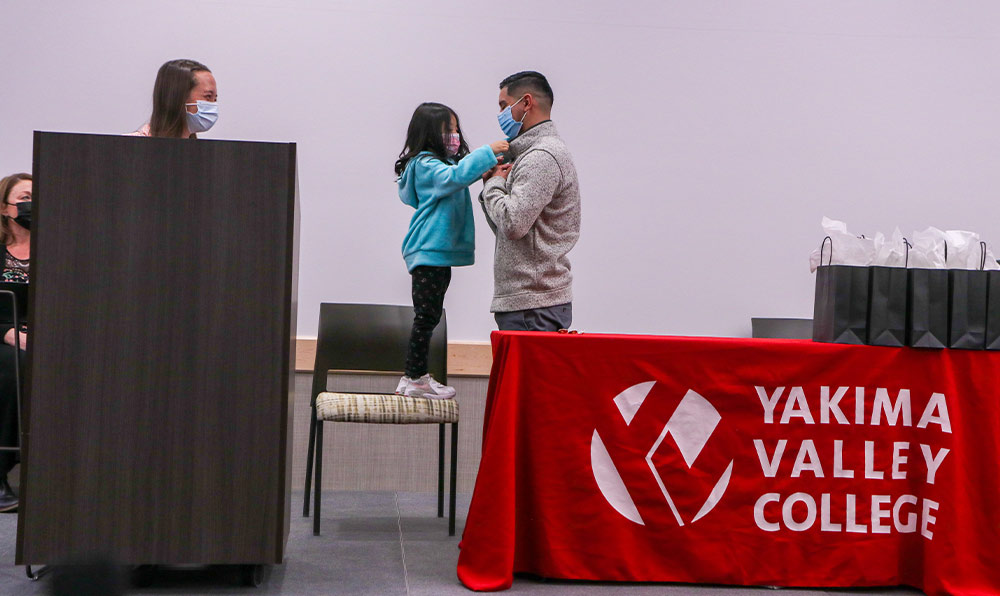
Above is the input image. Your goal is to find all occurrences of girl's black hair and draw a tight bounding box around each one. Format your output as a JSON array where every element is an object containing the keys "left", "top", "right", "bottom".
[{"left": 394, "top": 102, "right": 470, "bottom": 176}]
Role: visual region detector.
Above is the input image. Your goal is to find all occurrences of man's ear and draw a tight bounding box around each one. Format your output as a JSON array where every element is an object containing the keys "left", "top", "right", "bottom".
[{"left": 522, "top": 93, "right": 534, "bottom": 111}]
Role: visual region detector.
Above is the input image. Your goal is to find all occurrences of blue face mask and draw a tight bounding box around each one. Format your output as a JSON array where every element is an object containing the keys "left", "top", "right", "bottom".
[
  {"left": 184, "top": 100, "right": 219, "bottom": 133},
  {"left": 497, "top": 95, "right": 527, "bottom": 140}
]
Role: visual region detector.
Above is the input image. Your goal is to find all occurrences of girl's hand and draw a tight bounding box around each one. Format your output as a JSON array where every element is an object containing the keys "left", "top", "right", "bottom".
[
  {"left": 495, "top": 163, "right": 513, "bottom": 180},
  {"left": 490, "top": 140, "right": 509, "bottom": 155}
]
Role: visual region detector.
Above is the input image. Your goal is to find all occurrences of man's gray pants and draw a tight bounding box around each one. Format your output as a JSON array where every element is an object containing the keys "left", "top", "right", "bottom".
[{"left": 494, "top": 302, "right": 572, "bottom": 332}]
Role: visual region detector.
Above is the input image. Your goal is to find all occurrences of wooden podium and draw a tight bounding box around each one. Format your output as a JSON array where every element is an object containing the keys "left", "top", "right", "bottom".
[{"left": 16, "top": 132, "right": 298, "bottom": 570}]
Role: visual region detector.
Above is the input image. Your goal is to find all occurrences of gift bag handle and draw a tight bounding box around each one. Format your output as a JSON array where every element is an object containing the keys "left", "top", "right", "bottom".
[
  {"left": 980, "top": 241, "right": 988, "bottom": 271},
  {"left": 820, "top": 236, "right": 832, "bottom": 266},
  {"left": 903, "top": 238, "right": 912, "bottom": 268}
]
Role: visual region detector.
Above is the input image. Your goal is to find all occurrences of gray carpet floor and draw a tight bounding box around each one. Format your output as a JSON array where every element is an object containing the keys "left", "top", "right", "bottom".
[{"left": 0, "top": 490, "right": 924, "bottom": 595}]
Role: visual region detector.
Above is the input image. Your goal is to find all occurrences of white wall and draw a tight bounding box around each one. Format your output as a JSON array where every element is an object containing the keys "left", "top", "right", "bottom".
[{"left": 3, "top": 1, "right": 1000, "bottom": 340}]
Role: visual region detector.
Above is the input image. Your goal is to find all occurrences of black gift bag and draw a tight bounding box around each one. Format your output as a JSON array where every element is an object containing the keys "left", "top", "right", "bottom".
[
  {"left": 813, "top": 237, "right": 869, "bottom": 344},
  {"left": 867, "top": 239, "right": 909, "bottom": 347},
  {"left": 907, "top": 241, "right": 949, "bottom": 349},
  {"left": 948, "top": 241, "right": 989, "bottom": 350},
  {"left": 986, "top": 268, "right": 1000, "bottom": 350},
  {"left": 908, "top": 269, "right": 949, "bottom": 348}
]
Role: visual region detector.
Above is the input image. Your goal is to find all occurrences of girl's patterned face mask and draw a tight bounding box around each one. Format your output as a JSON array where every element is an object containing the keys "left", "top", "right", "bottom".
[{"left": 443, "top": 133, "right": 461, "bottom": 156}]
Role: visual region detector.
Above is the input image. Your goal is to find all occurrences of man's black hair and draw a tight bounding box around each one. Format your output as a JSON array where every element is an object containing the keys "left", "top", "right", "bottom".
[{"left": 499, "top": 71, "right": 553, "bottom": 107}]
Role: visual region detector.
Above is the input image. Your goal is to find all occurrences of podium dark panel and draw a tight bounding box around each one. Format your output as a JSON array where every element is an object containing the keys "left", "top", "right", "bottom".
[{"left": 17, "top": 132, "right": 298, "bottom": 565}]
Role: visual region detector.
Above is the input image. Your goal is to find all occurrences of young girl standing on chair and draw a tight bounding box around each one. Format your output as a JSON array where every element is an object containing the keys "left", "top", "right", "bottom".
[{"left": 394, "top": 103, "right": 508, "bottom": 399}]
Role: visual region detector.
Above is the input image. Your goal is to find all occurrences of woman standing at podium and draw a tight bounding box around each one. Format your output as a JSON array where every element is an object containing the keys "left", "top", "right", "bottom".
[
  {"left": 0, "top": 172, "right": 31, "bottom": 513},
  {"left": 129, "top": 58, "right": 218, "bottom": 138}
]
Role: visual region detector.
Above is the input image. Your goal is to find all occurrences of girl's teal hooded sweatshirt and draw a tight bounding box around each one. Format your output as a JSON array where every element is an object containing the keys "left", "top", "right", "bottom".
[{"left": 399, "top": 145, "right": 497, "bottom": 272}]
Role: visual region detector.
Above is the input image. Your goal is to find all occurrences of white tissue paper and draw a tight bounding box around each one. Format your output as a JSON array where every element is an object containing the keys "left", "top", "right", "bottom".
[
  {"left": 809, "top": 217, "right": 876, "bottom": 272},
  {"left": 982, "top": 244, "right": 1000, "bottom": 270},
  {"left": 907, "top": 227, "right": 948, "bottom": 269},
  {"left": 811, "top": 219, "right": 1000, "bottom": 272},
  {"left": 942, "top": 230, "right": 1000, "bottom": 270},
  {"left": 907, "top": 228, "right": 1000, "bottom": 270},
  {"left": 871, "top": 228, "right": 908, "bottom": 267}
]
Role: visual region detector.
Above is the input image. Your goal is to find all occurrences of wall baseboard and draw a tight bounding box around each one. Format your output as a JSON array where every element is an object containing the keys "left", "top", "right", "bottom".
[{"left": 295, "top": 339, "right": 492, "bottom": 377}]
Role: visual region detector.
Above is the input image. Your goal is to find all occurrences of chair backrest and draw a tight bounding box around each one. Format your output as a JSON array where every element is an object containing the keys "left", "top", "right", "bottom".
[
  {"left": 311, "top": 303, "right": 447, "bottom": 403},
  {"left": 750, "top": 317, "right": 813, "bottom": 339},
  {"left": 0, "top": 282, "right": 28, "bottom": 325}
]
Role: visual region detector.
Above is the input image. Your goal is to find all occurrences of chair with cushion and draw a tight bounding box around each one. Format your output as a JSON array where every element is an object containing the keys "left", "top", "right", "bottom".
[{"left": 302, "top": 303, "right": 459, "bottom": 536}]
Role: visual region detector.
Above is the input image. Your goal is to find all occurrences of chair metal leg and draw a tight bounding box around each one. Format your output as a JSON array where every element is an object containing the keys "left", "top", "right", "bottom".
[
  {"left": 303, "top": 407, "right": 317, "bottom": 517},
  {"left": 26, "top": 565, "right": 48, "bottom": 581},
  {"left": 437, "top": 423, "right": 445, "bottom": 518},
  {"left": 449, "top": 422, "right": 458, "bottom": 536},
  {"left": 313, "top": 422, "right": 323, "bottom": 536}
]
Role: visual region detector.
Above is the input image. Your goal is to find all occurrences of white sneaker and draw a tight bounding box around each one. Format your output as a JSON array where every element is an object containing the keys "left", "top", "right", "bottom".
[
  {"left": 399, "top": 374, "right": 455, "bottom": 399},
  {"left": 395, "top": 376, "right": 407, "bottom": 395}
]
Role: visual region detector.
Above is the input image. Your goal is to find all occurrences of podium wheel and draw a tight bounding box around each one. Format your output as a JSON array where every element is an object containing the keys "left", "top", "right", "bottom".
[
  {"left": 241, "top": 564, "right": 264, "bottom": 587},
  {"left": 130, "top": 565, "right": 157, "bottom": 587}
]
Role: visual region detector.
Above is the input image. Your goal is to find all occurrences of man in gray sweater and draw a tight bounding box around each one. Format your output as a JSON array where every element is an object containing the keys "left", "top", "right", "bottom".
[{"left": 480, "top": 71, "right": 581, "bottom": 331}]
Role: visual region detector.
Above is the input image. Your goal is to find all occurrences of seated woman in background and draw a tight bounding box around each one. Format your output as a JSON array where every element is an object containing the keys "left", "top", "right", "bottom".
[
  {"left": 0, "top": 172, "right": 31, "bottom": 512},
  {"left": 129, "top": 58, "right": 218, "bottom": 138}
]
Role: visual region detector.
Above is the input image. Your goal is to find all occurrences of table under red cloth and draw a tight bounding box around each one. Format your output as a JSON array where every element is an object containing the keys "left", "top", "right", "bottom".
[{"left": 456, "top": 331, "right": 1000, "bottom": 595}]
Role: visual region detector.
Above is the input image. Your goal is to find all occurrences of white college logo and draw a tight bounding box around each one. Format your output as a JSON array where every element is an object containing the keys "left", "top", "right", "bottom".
[{"left": 590, "top": 382, "right": 734, "bottom": 527}]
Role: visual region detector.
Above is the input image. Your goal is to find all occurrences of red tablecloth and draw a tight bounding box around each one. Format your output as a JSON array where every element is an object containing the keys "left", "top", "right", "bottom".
[{"left": 457, "top": 332, "right": 1000, "bottom": 595}]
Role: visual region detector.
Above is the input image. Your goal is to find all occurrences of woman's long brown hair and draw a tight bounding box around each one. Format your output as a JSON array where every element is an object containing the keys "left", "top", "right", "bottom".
[{"left": 149, "top": 59, "right": 210, "bottom": 138}]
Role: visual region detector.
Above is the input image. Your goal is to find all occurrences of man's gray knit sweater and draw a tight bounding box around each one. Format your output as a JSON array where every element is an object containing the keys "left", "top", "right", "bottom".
[{"left": 481, "top": 120, "right": 581, "bottom": 313}]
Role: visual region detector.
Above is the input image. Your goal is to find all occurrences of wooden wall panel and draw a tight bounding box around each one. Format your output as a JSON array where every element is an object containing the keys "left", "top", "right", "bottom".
[{"left": 295, "top": 339, "right": 492, "bottom": 376}]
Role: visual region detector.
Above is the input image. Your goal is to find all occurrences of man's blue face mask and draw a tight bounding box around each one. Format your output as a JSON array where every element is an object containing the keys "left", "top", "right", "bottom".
[{"left": 497, "top": 95, "right": 527, "bottom": 140}]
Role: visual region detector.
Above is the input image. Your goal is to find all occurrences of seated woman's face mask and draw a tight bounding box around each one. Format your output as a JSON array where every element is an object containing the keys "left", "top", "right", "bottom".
[
  {"left": 11, "top": 201, "right": 30, "bottom": 230},
  {"left": 185, "top": 101, "right": 219, "bottom": 133}
]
